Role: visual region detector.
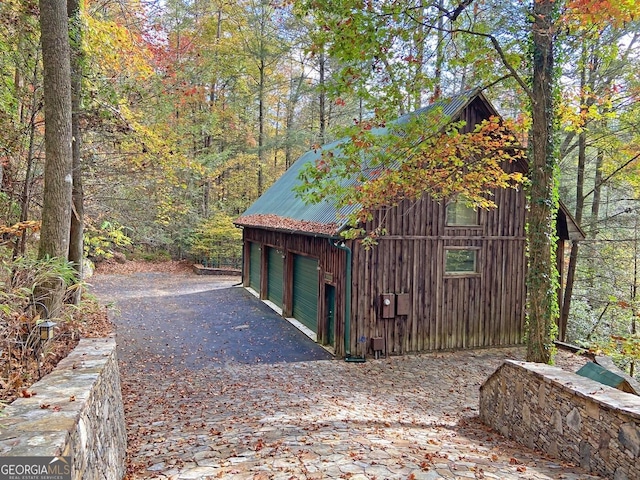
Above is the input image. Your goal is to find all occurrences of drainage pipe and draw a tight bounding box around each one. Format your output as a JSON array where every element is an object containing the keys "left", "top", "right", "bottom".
[{"left": 331, "top": 239, "right": 365, "bottom": 363}]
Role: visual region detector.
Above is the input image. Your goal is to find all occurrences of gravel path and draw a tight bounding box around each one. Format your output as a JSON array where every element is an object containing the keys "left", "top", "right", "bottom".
[{"left": 92, "top": 271, "right": 602, "bottom": 480}]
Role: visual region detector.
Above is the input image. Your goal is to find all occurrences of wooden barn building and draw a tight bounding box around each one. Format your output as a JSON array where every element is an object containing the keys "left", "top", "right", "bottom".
[{"left": 234, "top": 90, "right": 583, "bottom": 359}]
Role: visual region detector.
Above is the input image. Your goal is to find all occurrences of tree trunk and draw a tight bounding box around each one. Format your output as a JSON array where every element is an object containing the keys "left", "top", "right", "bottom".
[
  {"left": 433, "top": 0, "right": 444, "bottom": 101},
  {"left": 632, "top": 217, "right": 638, "bottom": 377},
  {"left": 318, "top": 47, "right": 326, "bottom": 144},
  {"left": 590, "top": 146, "right": 604, "bottom": 237},
  {"left": 258, "top": 56, "right": 265, "bottom": 196},
  {"left": 285, "top": 58, "right": 305, "bottom": 170},
  {"left": 285, "top": 75, "right": 296, "bottom": 170},
  {"left": 13, "top": 58, "right": 41, "bottom": 258},
  {"left": 68, "top": 0, "right": 84, "bottom": 299},
  {"left": 37, "top": 0, "right": 73, "bottom": 316},
  {"left": 13, "top": 109, "right": 37, "bottom": 258},
  {"left": 273, "top": 98, "right": 280, "bottom": 167},
  {"left": 526, "top": 0, "right": 558, "bottom": 363}
]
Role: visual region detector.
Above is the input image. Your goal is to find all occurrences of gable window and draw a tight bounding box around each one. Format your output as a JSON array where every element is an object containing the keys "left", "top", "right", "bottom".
[
  {"left": 445, "top": 248, "right": 478, "bottom": 274},
  {"left": 446, "top": 198, "right": 479, "bottom": 226}
]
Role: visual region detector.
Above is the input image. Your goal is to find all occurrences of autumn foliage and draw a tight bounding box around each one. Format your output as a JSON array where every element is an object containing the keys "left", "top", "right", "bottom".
[
  {"left": 353, "top": 118, "right": 525, "bottom": 220},
  {"left": 298, "top": 112, "right": 526, "bottom": 231},
  {"left": 566, "top": 0, "right": 639, "bottom": 26}
]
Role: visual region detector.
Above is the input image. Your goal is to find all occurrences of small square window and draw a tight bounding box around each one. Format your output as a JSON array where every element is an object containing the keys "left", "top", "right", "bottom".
[
  {"left": 445, "top": 249, "right": 478, "bottom": 274},
  {"left": 446, "top": 199, "right": 479, "bottom": 226}
]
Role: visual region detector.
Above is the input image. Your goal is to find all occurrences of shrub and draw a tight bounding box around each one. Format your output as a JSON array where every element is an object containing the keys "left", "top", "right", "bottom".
[
  {"left": 84, "top": 220, "right": 132, "bottom": 261},
  {"left": 0, "top": 250, "right": 80, "bottom": 397},
  {"left": 187, "top": 213, "right": 241, "bottom": 266}
]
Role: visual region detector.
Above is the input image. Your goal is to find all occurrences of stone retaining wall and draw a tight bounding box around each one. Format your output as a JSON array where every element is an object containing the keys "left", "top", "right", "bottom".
[
  {"left": 480, "top": 360, "right": 640, "bottom": 480},
  {"left": 192, "top": 264, "right": 241, "bottom": 276},
  {"left": 0, "top": 337, "right": 126, "bottom": 480}
]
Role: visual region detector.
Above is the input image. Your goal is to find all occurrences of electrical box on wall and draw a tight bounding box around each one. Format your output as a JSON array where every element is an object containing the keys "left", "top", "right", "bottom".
[
  {"left": 396, "top": 293, "right": 411, "bottom": 316},
  {"left": 381, "top": 293, "right": 395, "bottom": 318},
  {"left": 371, "top": 337, "right": 385, "bottom": 351}
]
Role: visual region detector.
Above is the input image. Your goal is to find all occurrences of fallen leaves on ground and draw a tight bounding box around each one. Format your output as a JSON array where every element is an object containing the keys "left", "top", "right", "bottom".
[
  {"left": 95, "top": 259, "right": 194, "bottom": 275},
  {"left": 0, "top": 294, "right": 113, "bottom": 405}
]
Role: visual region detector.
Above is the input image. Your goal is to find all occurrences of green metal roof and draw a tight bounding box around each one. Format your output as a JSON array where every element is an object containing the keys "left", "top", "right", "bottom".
[
  {"left": 239, "top": 137, "right": 356, "bottom": 228},
  {"left": 576, "top": 362, "right": 629, "bottom": 390},
  {"left": 237, "top": 89, "right": 487, "bottom": 233}
]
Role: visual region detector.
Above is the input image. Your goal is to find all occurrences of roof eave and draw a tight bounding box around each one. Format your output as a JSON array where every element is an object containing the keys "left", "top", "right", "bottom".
[
  {"left": 558, "top": 200, "right": 587, "bottom": 241},
  {"left": 235, "top": 222, "right": 340, "bottom": 239}
]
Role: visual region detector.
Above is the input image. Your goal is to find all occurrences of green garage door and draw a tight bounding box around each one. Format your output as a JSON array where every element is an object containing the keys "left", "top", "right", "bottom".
[
  {"left": 267, "top": 247, "right": 284, "bottom": 307},
  {"left": 249, "top": 242, "right": 261, "bottom": 292},
  {"left": 292, "top": 255, "right": 319, "bottom": 332}
]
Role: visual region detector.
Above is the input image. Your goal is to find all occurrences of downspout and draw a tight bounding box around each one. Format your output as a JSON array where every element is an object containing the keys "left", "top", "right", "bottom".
[{"left": 331, "top": 239, "right": 365, "bottom": 362}]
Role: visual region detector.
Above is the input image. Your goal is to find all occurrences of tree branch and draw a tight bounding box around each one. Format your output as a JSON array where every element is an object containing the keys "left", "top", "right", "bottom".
[
  {"left": 448, "top": 0, "right": 476, "bottom": 22},
  {"left": 477, "top": 74, "right": 514, "bottom": 92},
  {"left": 449, "top": 28, "right": 532, "bottom": 99},
  {"left": 583, "top": 152, "right": 640, "bottom": 200}
]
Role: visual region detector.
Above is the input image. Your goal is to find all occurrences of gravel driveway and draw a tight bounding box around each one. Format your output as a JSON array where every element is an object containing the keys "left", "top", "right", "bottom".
[{"left": 91, "top": 271, "right": 601, "bottom": 480}]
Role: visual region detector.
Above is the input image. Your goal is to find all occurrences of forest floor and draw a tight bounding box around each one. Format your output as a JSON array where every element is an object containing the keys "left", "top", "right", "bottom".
[
  {"left": 94, "top": 258, "right": 197, "bottom": 276},
  {"left": 0, "top": 278, "right": 114, "bottom": 405},
  {"left": 89, "top": 264, "right": 603, "bottom": 480}
]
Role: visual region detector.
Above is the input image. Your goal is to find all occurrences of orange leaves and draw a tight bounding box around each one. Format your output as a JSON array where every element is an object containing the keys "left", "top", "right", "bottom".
[
  {"left": 315, "top": 158, "right": 330, "bottom": 173},
  {"left": 352, "top": 137, "right": 372, "bottom": 149},
  {"left": 565, "top": 0, "right": 639, "bottom": 27},
  {"left": 0, "top": 221, "right": 41, "bottom": 245},
  {"left": 617, "top": 300, "right": 631, "bottom": 309},
  {"left": 402, "top": 55, "right": 421, "bottom": 64},
  {"left": 351, "top": 116, "right": 526, "bottom": 219},
  {"left": 20, "top": 389, "right": 36, "bottom": 398},
  {"left": 296, "top": 100, "right": 529, "bottom": 243}
]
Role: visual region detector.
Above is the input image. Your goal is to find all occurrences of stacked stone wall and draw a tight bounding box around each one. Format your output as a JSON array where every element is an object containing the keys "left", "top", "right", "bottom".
[
  {"left": 480, "top": 360, "right": 640, "bottom": 480},
  {"left": 0, "top": 337, "right": 126, "bottom": 480}
]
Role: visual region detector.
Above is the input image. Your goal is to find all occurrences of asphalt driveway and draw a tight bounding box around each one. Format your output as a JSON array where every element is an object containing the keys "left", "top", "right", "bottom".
[{"left": 91, "top": 272, "right": 333, "bottom": 369}]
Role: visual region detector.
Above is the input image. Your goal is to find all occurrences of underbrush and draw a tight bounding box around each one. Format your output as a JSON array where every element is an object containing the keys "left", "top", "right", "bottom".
[{"left": 0, "top": 251, "right": 113, "bottom": 405}]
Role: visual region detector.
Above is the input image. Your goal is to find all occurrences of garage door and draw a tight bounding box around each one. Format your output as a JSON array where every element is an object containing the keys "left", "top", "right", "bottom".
[
  {"left": 292, "top": 255, "right": 319, "bottom": 332},
  {"left": 249, "top": 242, "right": 261, "bottom": 292},
  {"left": 267, "top": 247, "right": 284, "bottom": 307}
]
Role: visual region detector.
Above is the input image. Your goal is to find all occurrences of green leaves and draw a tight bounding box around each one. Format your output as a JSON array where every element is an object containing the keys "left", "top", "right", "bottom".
[
  {"left": 581, "top": 334, "right": 640, "bottom": 377},
  {"left": 83, "top": 221, "right": 132, "bottom": 261},
  {"left": 187, "top": 213, "right": 242, "bottom": 263}
]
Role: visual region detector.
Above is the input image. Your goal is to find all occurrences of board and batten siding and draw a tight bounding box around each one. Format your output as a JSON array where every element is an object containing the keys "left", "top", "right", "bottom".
[
  {"left": 241, "top": 181, "right": 527, "bottom": 358},
  {"left": 349, "top": 176, "right": 527, "bottom": 357}
]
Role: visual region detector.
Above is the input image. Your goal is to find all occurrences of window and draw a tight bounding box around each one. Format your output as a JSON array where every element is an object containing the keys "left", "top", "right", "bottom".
[
  {"left": 446, "top": 199, "right": 479, "bottom": 226},
  {"left": 445, "top": 249, "right": 478, "bottom": 274}
]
